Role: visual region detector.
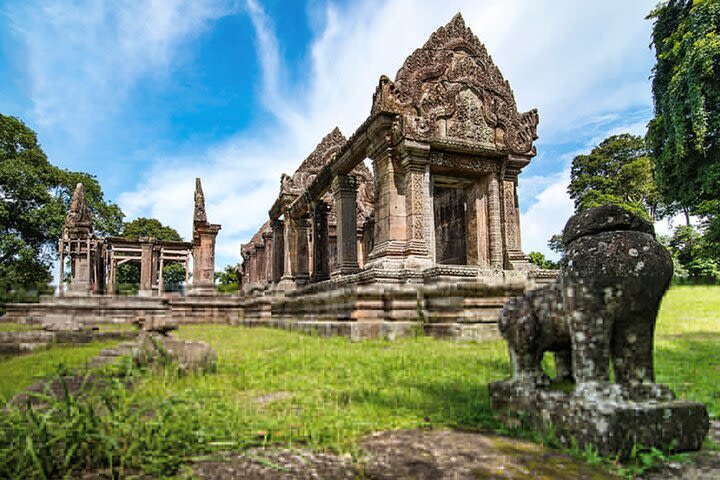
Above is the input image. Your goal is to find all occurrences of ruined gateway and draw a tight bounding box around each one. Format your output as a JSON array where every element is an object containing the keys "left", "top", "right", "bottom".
[{"left": 236, "top": 14, "right": 555, "bottom": 340}]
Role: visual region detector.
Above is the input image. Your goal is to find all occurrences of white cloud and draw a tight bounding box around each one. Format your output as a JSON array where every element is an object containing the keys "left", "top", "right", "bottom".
[
  {"left": 520, "top": 169, "right": 574, "bottom": 259},
  {"left": 7, "top": 0, "right": 236, "bottom": 139},
  {"left": 30, "top": 0, "right": 660, "bottom": 270}
]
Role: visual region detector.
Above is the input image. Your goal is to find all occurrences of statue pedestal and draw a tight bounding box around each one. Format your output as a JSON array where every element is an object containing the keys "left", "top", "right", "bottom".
[{"left": 489, "top": 380, "right": 709, "bottom": 458}]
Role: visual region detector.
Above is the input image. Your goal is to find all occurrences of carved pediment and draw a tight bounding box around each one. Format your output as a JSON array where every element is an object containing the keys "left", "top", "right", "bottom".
[
  {"left": 281, "top": 127, "right": 347, "bottom": 196},
  {"left": 371, "top": 13, "right": 538, "bottom": 156}
]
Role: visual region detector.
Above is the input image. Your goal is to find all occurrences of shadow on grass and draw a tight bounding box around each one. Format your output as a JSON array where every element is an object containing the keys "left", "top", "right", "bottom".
[{"left": 344, "top": 355, "right": 511, "bottom": 431}]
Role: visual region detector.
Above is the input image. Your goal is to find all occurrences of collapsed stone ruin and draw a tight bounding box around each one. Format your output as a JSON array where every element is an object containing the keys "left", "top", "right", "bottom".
[
  {"left": 4, "top": 179, "right": 239, "bottom": 326},
  {"left": 489, "top": 205, "right": 709, "bottom": 457},
  {"left": 236, "top": 14, "right": 556, "bottom": 339}
]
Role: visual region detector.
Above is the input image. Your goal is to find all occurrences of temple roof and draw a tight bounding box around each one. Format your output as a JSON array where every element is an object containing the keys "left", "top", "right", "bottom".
[{"left": 371, "top": 13, "right": 538, "bottom": 156}]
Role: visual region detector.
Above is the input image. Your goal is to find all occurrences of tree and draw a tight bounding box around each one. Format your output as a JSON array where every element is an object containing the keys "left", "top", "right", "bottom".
[
  {"left": 647, "top": 0, "right": 720, "bottom": 210},
  {"left": 0, "top": 114, "right": 123, "bottom": 309},
  {"left": 528, "top": 251, "right": 560, "bottom": 270},
  {"left": 647, "top": 0, "right": 720, "bottom": 278},
  {"left": 115, "top": 217, "right": 187, "bottom": 290},
  {"left": 547, "top": 234, "right": 565, "bottom": 257},
  {"left": 665, "top": 224, "right": 719, "bottom": 283},
  {"left": 568, "top": 134, "right": 659, "bottom": 220},
  {"left": 215, "top": 264, "right": 240, "bottom": 293}
]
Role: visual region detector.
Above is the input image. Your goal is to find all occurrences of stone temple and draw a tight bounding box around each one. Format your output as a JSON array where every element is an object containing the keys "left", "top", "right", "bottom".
[
  {"left": 236, "top": 14, "right": 554, "bottom": 339},
  {"left": 6, "top": 14, "right": 554, "bottom": 339}
]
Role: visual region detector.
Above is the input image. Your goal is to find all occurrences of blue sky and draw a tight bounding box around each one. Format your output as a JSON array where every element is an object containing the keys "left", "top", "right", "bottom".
[{"left": 0, "top": 0, "right": 664, "bottom": 270}]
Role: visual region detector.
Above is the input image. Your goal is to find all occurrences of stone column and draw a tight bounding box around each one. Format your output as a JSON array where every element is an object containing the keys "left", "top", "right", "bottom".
[
  {"left": 262, "top": 232, "right": 273, "bottom": 284},
  {"left": 466, "top": 178, "right": 490, "bottom": 268},
  {"left": 400, "top": 143, "right": 431, "bottom": 262},
  {"left": 58, "top": 240, "right": 65, "bottom": 297},
  {"left": 271, "top": 219, "right": 285, "bottom": 284},
  {"left": 502, "top": 178, "right": 522, "bottom": 251},
  {"left": 488, "top": 174, "right": 504, "bottom": 269},
  {"left": 191, "top": 224, "right": 221, "bottom": 295},
  {"left": 139, "top": 238, "right": 154, "bottom": 296},
  {"left": 367, "top": 145, "right": 406, "bottom": 264},
  {"left": 293, "top": 216, "right": 311, "bottom": 285},
  {"left": 278, "top": 216, "right": 298, "bottom": 289},
  {"left": 332, "top": 175, "right": 360, "bottom": 275},
  {"left": 249, "top": 250, "right": 258, "bottom": 284},
  {"left": 256, "top": 243, "right": 266, "bottom": 284},
  {"left": 311, "top": 200, "right": 330, "bottom": 282}
]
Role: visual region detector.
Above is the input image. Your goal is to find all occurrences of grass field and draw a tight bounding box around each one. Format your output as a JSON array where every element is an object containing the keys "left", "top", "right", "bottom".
[
  {"left": 0, "top": 341, "right": 120, "bottom": 402},
  {"left": 0, "top": 285, "right": 717, "bottom": 477}
]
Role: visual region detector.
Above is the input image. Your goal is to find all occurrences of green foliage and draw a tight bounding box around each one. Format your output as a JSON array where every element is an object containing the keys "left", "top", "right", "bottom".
[
  {"left": 215, "top": 264, "right": 240, "bottom": 293},
  {"left": 647, "top": 0, "right": 720, "bottom": 209},
  {"left": 568, "top": 134, "right": 659, "bottom": 219},
  {"left": 547, "top": 234, "right": 565, "bottom": 257},
  {"left": 0, "top": 114, "right": 123, "bottom": 310},
  {"left": 528, "top": 251, "right": 560, "bottom": 270},
  {"left": 114, "top": 218, "right": 186, "bottom": 291},
  {"left": 120, "top": 217, "right": 183, "bottom": 242},
  {"left": 665, "top": 224, "right": 720, "bottom": 283}
]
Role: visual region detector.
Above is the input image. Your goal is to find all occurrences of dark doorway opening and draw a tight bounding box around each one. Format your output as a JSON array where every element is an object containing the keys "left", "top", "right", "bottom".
[{"left": 433, "top": 185, "right": 467, "bottom": 265}]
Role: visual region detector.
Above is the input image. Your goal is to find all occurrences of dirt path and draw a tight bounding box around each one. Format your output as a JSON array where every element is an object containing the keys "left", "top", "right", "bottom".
[{"left": 190, "top": 429, "right": 618, "bottom": 479}]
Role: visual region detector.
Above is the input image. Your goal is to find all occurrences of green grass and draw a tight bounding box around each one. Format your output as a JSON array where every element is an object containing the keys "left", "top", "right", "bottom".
[
  {"left": 655, "top": 285, "right": 720, "bottom": 416},
  {"left": 0, "top": 341, "right": 120, "bottom": 402},
  {"left": 0, "top": 285, "right": 717, "bottom": 478},
  {"left": 0, "top": 322, "right": 35, "bottom": 332},
  {"left": 144, "top": 327, "right": 510, "bottom": 452}
]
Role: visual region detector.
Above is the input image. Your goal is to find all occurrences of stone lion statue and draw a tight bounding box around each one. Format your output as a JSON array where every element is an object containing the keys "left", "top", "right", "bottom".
[{"left": 499, "top": 204, "right": 673, "bottom": 389}]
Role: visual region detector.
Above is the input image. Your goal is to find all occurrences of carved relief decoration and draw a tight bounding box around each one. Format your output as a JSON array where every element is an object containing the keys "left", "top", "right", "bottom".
[
  {"left": 503, "top": 181, "right": 518, "bottom": 250},
  {"left": 371, "top": 14, "right": 538, "bottom": 156},
  {"left": 280, "top": 127, "right": 347, "bottom": 196},
  {"left": 429, "top": 152, "right": 498, "bottom": 173}
]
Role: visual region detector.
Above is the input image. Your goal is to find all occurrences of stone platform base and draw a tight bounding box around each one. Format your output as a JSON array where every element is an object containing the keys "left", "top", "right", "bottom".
[
  {"left": 489, "top": 380, "right": 709, "bottom": 458},
  {"left": 3, "top": 293, "right": 244, "bottom": 326}
]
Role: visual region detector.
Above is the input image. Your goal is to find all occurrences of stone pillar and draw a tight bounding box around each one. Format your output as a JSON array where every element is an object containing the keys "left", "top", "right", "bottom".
[
  {"left": 58, "top": 240, "right": 65, "bottom": 297},
  {"left": 278, "top": 216, "right": 298, "bottom": 289},
  {"left": 293, "top": 216, "right": 311, "bottom": 285},
  {"left": 249, "top": 249, "right": 258, "bottom": 285},
  {"left": 256, "top": 243, "right": 267, "bottom": 284},
  {"left": 271, "top": 219, "right": 285, "bottom": 284},
  {"left": 466, "top": 178, "right": 490, "bottom": 268},
  {"left": 69, "top": 249, "right": 91, "bottom": 294},
  {"left": 311, "top": 200, "right": 330, "bottom": 282},
  {"left": 488, "top": 174, "right": 504, "bottom": 269},
  {"left": 367, "top": 146, "right": 406, "bottom": 264},
  {"left": 139, "top": 238, "right": 154, "bottom": 296},
  {"left": 191, "top": 224, "right": 221, "bottom": 295},
  {"left": 400, "top": 143, "right": 431, "bottom": 262},
  {"left": 262, "top": 231, "right": 273, "bottom": 284},
  {"left": 503, "top": 179, "right": 520, "bottom": 251},
  {"left": 332, "top": 175, "right": 360, "bottom": 275}
]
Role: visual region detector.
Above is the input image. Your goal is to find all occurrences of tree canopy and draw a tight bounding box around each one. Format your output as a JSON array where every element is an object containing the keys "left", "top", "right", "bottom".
[
  {"left": 119, "top": 217, "right": 183, "bottom": 242},
  {"left": 567, "top": 134, "right": 659, "bottom": 220},
  {"left": 647, "top": 0, "right": 720, "bottom": 209},
  {"left": 0, "top": 114, "right": 123, "bottom": 308}
]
